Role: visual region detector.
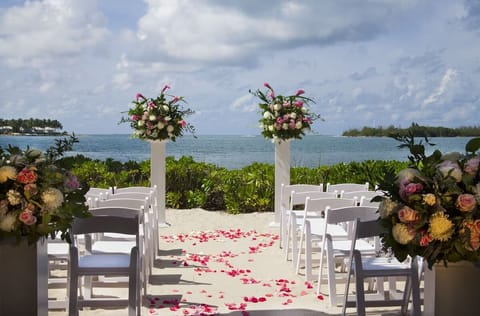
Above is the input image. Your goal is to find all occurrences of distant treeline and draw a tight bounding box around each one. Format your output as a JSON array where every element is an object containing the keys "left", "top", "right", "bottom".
[
  {"left": 0, "top": 118, "right": 63, "bottom": 134},
  {"left": 342, "top": 124, "right": 480, "bottom": 137}
]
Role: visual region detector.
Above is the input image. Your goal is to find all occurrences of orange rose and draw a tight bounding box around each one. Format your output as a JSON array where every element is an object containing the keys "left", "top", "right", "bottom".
[{"left": 398, "top": 205, "right": 419, "bottom": 223}]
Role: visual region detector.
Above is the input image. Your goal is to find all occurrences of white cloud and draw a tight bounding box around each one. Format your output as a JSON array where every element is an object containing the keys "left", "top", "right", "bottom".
[
  {"left": 231, "top": 94, "right": 256, "bottom": 112},
  {"left": 422, "top": 68, "right": 458, "bottom": 106},
  {"left": 132, "top": 0, "right": 416, "bottom": 65},
  {"left": 0, "top": 0, "right": 109, "bottom": 66}
]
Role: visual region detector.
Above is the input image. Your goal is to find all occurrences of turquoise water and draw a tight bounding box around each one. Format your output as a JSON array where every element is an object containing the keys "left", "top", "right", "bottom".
[{"left": 0, "top": 134, "right": 472, "bottom": 169}]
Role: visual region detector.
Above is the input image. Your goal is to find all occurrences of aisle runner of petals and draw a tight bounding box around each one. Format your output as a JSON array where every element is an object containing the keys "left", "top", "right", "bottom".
[{"left": 147, "top": 229, "right": 323, "bottom": 315}]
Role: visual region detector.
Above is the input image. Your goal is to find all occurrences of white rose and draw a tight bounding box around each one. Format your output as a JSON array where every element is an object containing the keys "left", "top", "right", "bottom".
[
  {"left": 263, "top": 111, "right": 273, "bottom": 119},
  {"left": 290, "top": 112, "right": 297, "bottom": 119},
  {"left": 273, "top": 104, "right": 281, "bottom": 111},
  {"left": 301, "top": 107, "right": 307, "bottom": 113},
  {"left": 138, "top": 121, "right": 144, "bottom": 127},
  {"left": 295, "top": 121, "right": 303, "bottom": 129},
  {"left": 268, "top": 125, "right": 275, "bottom": 132},
  {"left": 163, "top": 105, "right": 169, "bottom": 111},
  {"left": 167, "top": 125, "right": 175, "bottom": 133},
  {"left": 0, "top": 214, "right": 16, "bottom": 232},
  {"left": 437, "top": 160, "right": 462, "bottom": 182},
  {"left": 165, "top": 116, "right": 171, "bottom": 121},
  {"left": 282, "top": 123, "right": 288, "bottom": 130},
  {"left": 149, "top": 115, "right": 156, "bottom": 121},
  {"left": 157, "top": 122, "right": 165, "bottom": 129}
]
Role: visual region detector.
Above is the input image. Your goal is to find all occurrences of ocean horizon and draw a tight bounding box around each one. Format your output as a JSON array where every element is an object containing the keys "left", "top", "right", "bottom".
[{"left": 0, "top": 134, "right": 473, "bottom": 169}]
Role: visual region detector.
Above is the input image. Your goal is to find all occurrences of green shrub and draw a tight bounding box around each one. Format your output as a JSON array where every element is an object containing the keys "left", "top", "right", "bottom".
[{"left": 69, "top": 154, "right": 408, "bottom": 213}]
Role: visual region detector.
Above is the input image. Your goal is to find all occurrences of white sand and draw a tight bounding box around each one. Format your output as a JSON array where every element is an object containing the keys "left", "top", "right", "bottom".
[{"left": 48, "top": 208, "right": 403, "bottom": 315}]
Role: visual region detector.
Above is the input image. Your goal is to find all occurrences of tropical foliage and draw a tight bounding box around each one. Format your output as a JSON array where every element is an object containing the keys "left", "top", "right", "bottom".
[
  {"left": 343, "top": 122, "right": 480, "bottom": 137},
  {"left": 67, "top": 154, "right": 408, "bottom": 214}
]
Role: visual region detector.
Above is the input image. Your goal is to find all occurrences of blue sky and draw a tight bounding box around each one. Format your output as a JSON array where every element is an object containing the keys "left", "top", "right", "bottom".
[{"left": 0, "top": 0, "right": 479, "bottom": 136}]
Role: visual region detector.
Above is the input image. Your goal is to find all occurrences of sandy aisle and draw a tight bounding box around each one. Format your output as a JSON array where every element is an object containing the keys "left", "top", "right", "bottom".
[{"left": 49, "top": 208, "right": 399, "bottom": 315}]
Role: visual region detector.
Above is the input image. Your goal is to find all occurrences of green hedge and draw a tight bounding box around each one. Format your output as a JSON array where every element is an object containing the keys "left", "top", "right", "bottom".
[{"left": 64, "top": 155, "right": 408, "bottom": 214}]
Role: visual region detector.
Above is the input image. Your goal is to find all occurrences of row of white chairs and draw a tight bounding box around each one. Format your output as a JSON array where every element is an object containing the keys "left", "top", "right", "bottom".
[
  {"left": 47, "top": 185, "right": 159, "bottom": 314},
  {"left": 279, "top": 182, "right": 421, "bottom": 315}
]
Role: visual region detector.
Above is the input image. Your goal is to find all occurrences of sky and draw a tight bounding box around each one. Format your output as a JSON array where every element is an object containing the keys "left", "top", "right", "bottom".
[{"left": 0, "top": 0, "right": 479, "bottom": 136}]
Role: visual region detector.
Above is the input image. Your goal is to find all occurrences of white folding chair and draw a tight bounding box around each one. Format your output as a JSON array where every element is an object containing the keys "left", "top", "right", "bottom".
[
  {"left": 68, "top": 210, "right": 141, "bottom": 316},
  {"left": 279, "top": 183, "right": 323, "bottom": 249},
  {"left": 342, "top": 218, "right": 421, "bottom": 316},
  {"left": 295, "top": 198, "right": 357, "bottom": 280},
  {"left": 85, "top": 187, "right": 112, "bottom": 202},
  {"left": 283, "top": 190, "right": 337, "bottom": 261},
  {"left": 93, "top": 198, "right": 151, "bottom": 296},
  {"left": 48, "top": 240, "right": 70, "bottom": 310},
  {"left": 109, "top": 189, "right": 159, "bottom": 263},
  {"left": 326, "top": 182, "right": 369, "bottom": 196},
  {"left": 317, "top": 206, "right": 379, "bottom": 305}
]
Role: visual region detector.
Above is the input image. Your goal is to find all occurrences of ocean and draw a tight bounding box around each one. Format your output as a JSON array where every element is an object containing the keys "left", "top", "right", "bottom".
[{"left": 0, "top": 134, "right": 473, "bottom": 169}]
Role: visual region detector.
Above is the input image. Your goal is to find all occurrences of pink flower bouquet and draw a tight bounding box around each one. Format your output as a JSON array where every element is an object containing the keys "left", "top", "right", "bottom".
[
  {"left": 251, "top": 83, "right": 321, "bottom": 142},
  {"left": 122, "top": 85, "right": 195, "bottom": 142}
]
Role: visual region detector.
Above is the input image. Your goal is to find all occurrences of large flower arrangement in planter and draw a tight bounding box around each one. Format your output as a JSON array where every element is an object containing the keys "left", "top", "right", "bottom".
[
  {"left": 121, "top": 85, "right": 195, "bottom": 142},
  {"left": 251, "top": 83, "right": 322, "bottom": 142},
  {"left": 0, "top": 135, "right": 90, "bottom": 244},
  {"left": 376, "top": 131, "right": 480, "bottom": 268}
]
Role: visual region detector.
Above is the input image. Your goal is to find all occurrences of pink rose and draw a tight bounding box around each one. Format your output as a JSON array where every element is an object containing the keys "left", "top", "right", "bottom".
[
  {"left": 456, "top": 194, "right": 477, "bottom": 212},
  {"left": 130, "top": 114, "right": 139, "bottom": 121},
  {"left": 464, "top": 157, "right": 480, "bottom": 176},
  {"left": 19, "top": 210, "right": 36, "bottom": 225},
  {"left": 294, "top": 100, "right": 303, "bottom": 107},
  {"left": 398, "top": 205, "right": 419, "bottom": 223},
  {"left": 135, "top": 93, "right": 145, "bottom": 101},
  {"left": 295, "top": 89, "right": 305, "bottom": 96},
  {"left": 289, "top": 120, "right": 295, "bottom": 129},
  {"left": 178, "top": 120, "right": 187, "bottom": 128},
  {"left": 65, "top": 174, "right": 80, "bottom": 190},
  {"left": 147, "top": 100, "right": 155, "bottom": 108},
  {"left": 24, "top": 183, "right": 38, "bottom": 196}
]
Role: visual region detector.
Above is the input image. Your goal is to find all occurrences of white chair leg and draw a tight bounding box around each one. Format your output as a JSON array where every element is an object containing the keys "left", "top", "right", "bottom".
[
  {"left": 295, "top": 224, "right": 305, "bottom": 274},
  {"left": 326, "top": 243, "right": 338, "bottom": 306},
  {"left": 303, "top": 222, "right": 313, "bottom": 281},
  {"left": 283, "top": 214, "right": 292, "bottom": 259}
]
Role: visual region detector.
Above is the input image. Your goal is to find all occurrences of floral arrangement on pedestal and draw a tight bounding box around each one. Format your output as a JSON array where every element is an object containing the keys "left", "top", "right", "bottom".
[
  {"left": 121, "top": 85, "right": 195, "bottom": 142},
  {"left": 251, "top": 83, "right": 322, "bottom": 142},
  {"left": 0, "top": 135, "right": 90, "bottom": 244},
  {"left": 376, "top": 130, "right": 480, "bottom": 268}
]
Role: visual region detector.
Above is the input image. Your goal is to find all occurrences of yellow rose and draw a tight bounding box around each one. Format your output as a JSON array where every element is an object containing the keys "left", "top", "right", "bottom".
[
  {"left": 0, "top": 166, "right": 17, "bottom": 183},
  {"left": 392, "top": 223, "right": 415, "bottom": 245}
]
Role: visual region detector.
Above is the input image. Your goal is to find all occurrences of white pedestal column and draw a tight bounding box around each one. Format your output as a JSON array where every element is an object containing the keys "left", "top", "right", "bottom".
[
  {"left": 272, "top": 140, "right": 291, "bottom": 227},
  {"left": 150, "top": 140, "right": 169, "bottom": 227}
]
